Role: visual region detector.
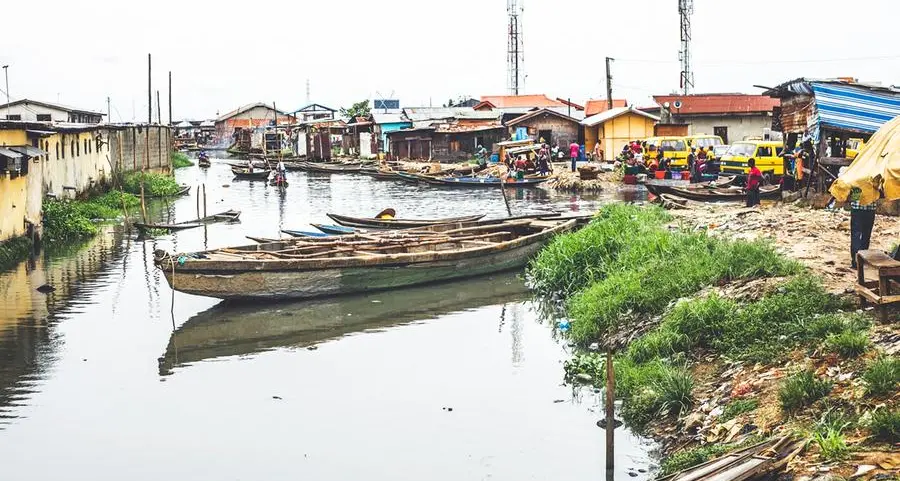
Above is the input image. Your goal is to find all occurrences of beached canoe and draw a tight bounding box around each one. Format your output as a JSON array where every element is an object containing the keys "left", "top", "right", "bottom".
[
  {"left": 231, "top": 167, "right": 270, "bottom": 179},
  {"left": 645, "top": 176, "right": 736, "bottom": 196},
  {"left": 667, "top": 184, "right": 781, "bottom": 202},
  {"left": 153, "top": 217, "right": 576, "bottom": 300},
  {"left": 326, "top": 212, "right": 485, "bottom": 229},
  {"left": 158, "top": 272, "right": 529, "bottom": 375},
  {"left": 134, "top": 210, "right": 241, "bottom": 234},
  {"left": 281, "top": 229, "right": 330, "bottom": 238}
]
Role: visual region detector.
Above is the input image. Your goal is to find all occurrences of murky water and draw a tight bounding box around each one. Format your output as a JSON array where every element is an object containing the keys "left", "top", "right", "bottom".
[{"left": 0, "top": 156, "right": 654, "bottom": 480}]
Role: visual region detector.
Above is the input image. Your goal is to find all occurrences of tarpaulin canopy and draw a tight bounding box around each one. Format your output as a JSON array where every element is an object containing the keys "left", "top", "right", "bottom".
[{"left": 830, "top": 115, "right": 900, "bottom": 204}]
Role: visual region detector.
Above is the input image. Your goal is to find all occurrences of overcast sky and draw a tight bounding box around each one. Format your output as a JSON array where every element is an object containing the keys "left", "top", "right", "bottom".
[{"left": 2, "top": 0, "right": 898, "bottom": 121}]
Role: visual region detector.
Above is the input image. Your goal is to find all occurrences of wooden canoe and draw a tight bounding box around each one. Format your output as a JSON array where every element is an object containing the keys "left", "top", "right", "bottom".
[
  {"left": 302, "top": 162, "right": 363, "bottom": 173},
  {"left": 231, "top": 167, "right": 270, "bottom": 179},
  {"left": 645, "top": 176, "right": 736, "bottom": 196},
  {"left": 667, "top": 184, "right": 781, "bottom": 202},
  {"left": 281, "top": 229, "right": 330, "bottom": 238},
  {"left": 428, "top": 176, "right": 550, "bottom": 188},
  {"left": 312, "top": 223, "right": 357, "bottom": 235},
  {"left": 134, "top": 210, "right": 241, "bottom": 234},
  {"left": 154, "top": 217, "right": 576, "bottom": 300},
  {"left": 158, "top": 272, "right": 529, "bottom": 375},
  {"left": 198, "top": 159, "right": 211, "bottom": 168},
  {"left": 326, "top": 212, "right": 486, "bottom": 229}
]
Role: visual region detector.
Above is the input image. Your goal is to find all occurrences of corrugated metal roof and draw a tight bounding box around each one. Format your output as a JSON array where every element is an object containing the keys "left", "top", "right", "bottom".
[
  {"left": 652, "top": 94, "right": 779, "bottom": 115},
  {"left": 584, "top": 99, "right": 628, "bottom": 116},
  {"left": 810, "top": 82, "right": 900, "bottom": 134},
  {"left": 505, "top": 108, "right": 581, "bottom": 127},
  {"left": 402, "top": 107, "right": 500, "bottom": 122},
  {"left": 371, "top": 113, "right": 408, "bottom": 124},
  {"left": 0, "top": 147, "right": 23, "bottom": 159},
  {"left": 478, "top": 95, "right": 566, "bottom": 109},
  {"left": 582, "top": 106, "right": 660, "bottom": 127},
  {"left": 10, "top": 146, "right": 47, "bottom": 157}
]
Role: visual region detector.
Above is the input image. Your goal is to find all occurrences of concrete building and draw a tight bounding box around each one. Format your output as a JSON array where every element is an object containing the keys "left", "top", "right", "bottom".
[
  {"left": 214, "top": 103, "right": 292, "bottom": 144},
  {"left": 651, "top": 94, "right": 780, "bottom": 145},
  {"left": 0, "top": 122, "right": 171, "bottom": 243},
  {"left": 582, "top": 107, "right": 659, "bottom": 160},
  {"left": 0, "top": 99, "right": 105, "bottom": 123},
  {"left": 504, "top": 108, "right": 582, "bottom": 149}
]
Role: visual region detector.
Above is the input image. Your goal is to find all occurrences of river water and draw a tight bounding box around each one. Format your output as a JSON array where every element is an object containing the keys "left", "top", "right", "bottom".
[{"left": 0, "top": 157, "right": 655, "bottom": 481}]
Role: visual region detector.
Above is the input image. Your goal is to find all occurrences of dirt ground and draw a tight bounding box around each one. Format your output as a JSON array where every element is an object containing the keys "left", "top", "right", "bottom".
[{"left": 665, "top": 200, "right": 900, "bottom": 293}]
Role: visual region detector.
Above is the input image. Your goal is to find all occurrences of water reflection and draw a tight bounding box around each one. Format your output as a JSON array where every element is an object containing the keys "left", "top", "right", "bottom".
[{"left": 160, "top": 273, "right": 529, "bottom": 376}]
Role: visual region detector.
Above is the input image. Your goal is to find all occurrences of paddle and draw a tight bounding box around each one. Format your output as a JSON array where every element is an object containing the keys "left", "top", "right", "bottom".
[{"left": 499, "top": 167, "right": 513, "bottom": 217}]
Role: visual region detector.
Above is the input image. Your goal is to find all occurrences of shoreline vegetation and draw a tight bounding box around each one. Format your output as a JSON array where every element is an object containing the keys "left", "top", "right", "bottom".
[
  {"left": 529, "top": 203, "right": 899, "bottom": 478},
  {"left": 172, "top": 151, "right": 194, "bottom": 169}
]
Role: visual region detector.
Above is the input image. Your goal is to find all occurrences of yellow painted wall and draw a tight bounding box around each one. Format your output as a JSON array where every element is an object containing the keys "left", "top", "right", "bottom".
[
  {"left": 1, "top": 129, "right": 30, "bottom": 241},
  {"left": 591, "top": 114, "right": 656, "bottom": 158},
  {"left": 41, "top": 131, "right": 111, "bottom": 198}
]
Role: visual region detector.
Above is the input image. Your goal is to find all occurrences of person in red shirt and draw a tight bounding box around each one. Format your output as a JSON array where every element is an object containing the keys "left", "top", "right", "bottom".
[
  {"left": 746, "top": 158, "right": 763, "bottom": 207},
  {"left": 569, "top": 142, "right": 580, "bottom": 172}
]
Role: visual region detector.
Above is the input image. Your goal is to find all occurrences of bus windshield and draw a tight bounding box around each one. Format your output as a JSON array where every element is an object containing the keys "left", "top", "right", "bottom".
[
  {"left": 728, "top": 143, "right": 756, "bottom": 157},
  {"left": 660, "top": 140, "right": 686, "bottom": 151},
  {"left": 692, "top": 137, "right": 722, "bottom": 148}
]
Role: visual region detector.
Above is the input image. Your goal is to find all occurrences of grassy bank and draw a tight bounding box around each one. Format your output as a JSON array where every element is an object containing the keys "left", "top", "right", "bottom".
[
  {"left": 43, "top": 191, "right": 139, "bottom": 242},
  {"left": 530, "top": 203, "right": 898, "bottom": 476},
  {"left": 123, "top": 172, "right": 182, "bottom": 197},
  {"left": 172, "top": 151, "right": 194, "bottom": 168},
  {"left": 0, "top": 236, "right": 34, "bottom": 271}
]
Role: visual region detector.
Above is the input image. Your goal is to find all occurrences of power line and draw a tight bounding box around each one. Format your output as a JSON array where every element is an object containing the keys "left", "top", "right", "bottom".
[{"left": 616, "top": 54, "right": 900, "bottom": 66}]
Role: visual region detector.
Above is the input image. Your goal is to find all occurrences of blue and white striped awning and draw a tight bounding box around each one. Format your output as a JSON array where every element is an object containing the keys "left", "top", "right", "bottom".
[{"left": 811, "top": 82, "right": 900, "bottom": 134}]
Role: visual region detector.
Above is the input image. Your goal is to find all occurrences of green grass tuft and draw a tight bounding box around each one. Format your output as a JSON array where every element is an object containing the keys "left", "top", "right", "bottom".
[
  {"left": 824, "top": 329, "right": 870, "bottom": 358},
  {"left": 778, "top": 370, "right": 832, "bottom": 413},
  {"left": 720, "top": 398, "right": 759, "bottom": 422},
  {"left": 812, "top": 426, "right": 849, "bottom": 461},
  {"left": 868, "top": 408, "right": 899, "bottom": 443},
  {"left": 862, "top": 356, "right": 900, "bottom": 397}
]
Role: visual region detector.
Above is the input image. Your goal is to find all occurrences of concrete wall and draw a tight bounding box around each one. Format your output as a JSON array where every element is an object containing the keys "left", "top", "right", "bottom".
[
  {"left": 108, "top": 125, "right": 173, "bottom": 175},
  {"left": 40, "top": 130, "right": 112, "bottom": 198},
  {"left": 679, "top": 114, "right": 773, "bottom": 144}
]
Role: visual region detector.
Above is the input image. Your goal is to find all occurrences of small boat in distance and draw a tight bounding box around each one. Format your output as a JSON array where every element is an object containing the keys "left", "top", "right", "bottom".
[
  {"left": 326, "top": 212, "right": 486, "bottom": 229},
  {"left": 154, "top": 216, "right": 576, "bottom": 300},
  {"left": 231, "top": 167, "right": 270, "bottom": 180},
  {"left": 134, "top": 210, "right": 241, "bottom": 235},
  {"left": 281, "top": 229, "right": 330, "bottom": 238},
  {"left": 312, "top": 224, "right": 357, "bottom": 235}
]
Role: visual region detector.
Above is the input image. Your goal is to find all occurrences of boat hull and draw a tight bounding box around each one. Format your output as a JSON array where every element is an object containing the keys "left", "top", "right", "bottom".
[
  {"left": 162, "top": 237, "right": 549, "bottom": 300},
  {"left": 326, "top": 213, "right": 485, "bottom": 229}
]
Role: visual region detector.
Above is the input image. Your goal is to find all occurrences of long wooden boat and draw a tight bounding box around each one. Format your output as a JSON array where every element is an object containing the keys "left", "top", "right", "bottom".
[
  {"left": 645, "top": 176, "right": 736, "bottom": 196},
  {"left": 231, "top": 167, "right": 270, "bottom": 179},
  {"left": 429, "top": 175, "right": 550, "bottom": 188},
  {"left": 667, "top": 184, "right": 781, "bottom": 202},
  {"left": 198, "top": 158, "right": 211, "bottom": 168},
  {"left": 359, "top": 168, "right": 401, "bottom": 180},
  {"left": 326, "top": 212, "right": 485, "bottom": 229},
  {"left": 134, "top": 210, "right": 241, "bottom": 234},
  {"left": 302, "top": 162, "right": 363, "bottom": 173},
  {"left": 153, "top": 217, "right": 576, "bottom": 300},
  {"left": 158, "top": 272, "right": 529, "bottom": 375}
]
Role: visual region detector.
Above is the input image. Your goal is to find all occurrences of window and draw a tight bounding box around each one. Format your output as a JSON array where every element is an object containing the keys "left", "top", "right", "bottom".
[
  {"left": 5, "top": 114, "right": 22, "bottom": 120},
  {"left": 84, "top": 139, "right": 88, "bottom": 154},
  {"left": 77, "top": 140, "right": 80, "bottom": 156},
  {"left": 71, "top": 140, "right": 75, "bottom": 158},
  {"left": 757, "top": 146, "right": 773, "bottom": 158},
  {"left": 56, "top": 143, "right": 60, "bottom": 159},
  {"left": 37, "top": 114, "right": 52, "bottom": 121}
]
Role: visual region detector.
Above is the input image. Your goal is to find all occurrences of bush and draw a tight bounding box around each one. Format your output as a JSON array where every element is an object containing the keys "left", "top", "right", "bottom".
[
  {"left": 721, "top": 398, "right": 759, "bottom": 422},
  {"left": 42, "top": 199, "right": 98, "bottom": 240},
  {"left": 862, "top": 356, "right": 900, "bottom": 397},
  {"left": 123, "top": 172, "right": 182, "bottom": 197},
  {"left": 529, "top": 203, "right": 670, "bottom": 296},
  {"left": 813, "top": 426, "right": 849, "bottom": 461},
  {"left": 778, "top": 370, "right": 832, "bottom": 413},
  {"left": 172, "top": 151, "right": 193, "bottom": 168},
  {"left": 868, "top": 408, "right": 899, "bottom": 443},
  {"left": 824, "top": 330, "right": 870, "bottom": 358},
  {"left": 655, "top": 366, "right": 694, "bottom": 416},
  {"left": 615, "top": 358, "right": 694, "bottom": 429}
]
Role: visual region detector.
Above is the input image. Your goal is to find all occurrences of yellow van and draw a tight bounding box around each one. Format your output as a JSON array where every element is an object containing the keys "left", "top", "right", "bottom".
[
  {"left": 720, "top": 140, "right": 785, "bottom": 176},
  {"left": 643, "top": 137, "right": 660, "bottom": 160},
  {"left": 846, "top": 138, "right": 865, "bottom": 159},
  {"left": 686, "top": 134, "right": 724, "bottom": 151},
  {"left": 657, "top": 136, "right": 690, "bottom": 167}
]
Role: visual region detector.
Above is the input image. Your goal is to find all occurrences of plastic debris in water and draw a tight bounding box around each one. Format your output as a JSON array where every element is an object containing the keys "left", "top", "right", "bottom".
[{"left": 557, "top": 320, "right": 571, "bottom": 331}]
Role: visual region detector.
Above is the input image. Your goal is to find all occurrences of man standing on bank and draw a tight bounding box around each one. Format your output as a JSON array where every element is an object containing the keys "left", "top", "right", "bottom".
[
  {"left": 849, "top": 187, "right": 877, "bottom": 269},
  {"left": 569, "top": 141, "right": 580, "bottom": 172},
  {"left": 746, "top": 158, "right": 763, "bottom": 207}
]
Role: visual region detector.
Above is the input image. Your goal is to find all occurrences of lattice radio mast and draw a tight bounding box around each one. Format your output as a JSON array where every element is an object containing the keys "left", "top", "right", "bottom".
[
  {"left": 507, "top": 0, "right": 524, "bottom": 95},
  {"left": 678, "top": 0, "right": 694, "bottom": 95}
]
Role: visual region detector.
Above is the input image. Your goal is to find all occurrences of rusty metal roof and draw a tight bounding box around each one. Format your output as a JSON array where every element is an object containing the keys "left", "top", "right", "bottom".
[
  {"left": 584, "top": 99, "right": 628, "bottom": 116},
  {"left": 477, "top": 95, "right": 566, "bottom": 109},
  {"left": 652, "top": 94, "right": 779, "bottom": 115}
]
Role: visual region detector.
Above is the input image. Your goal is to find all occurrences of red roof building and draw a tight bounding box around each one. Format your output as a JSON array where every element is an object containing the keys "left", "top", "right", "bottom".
[
  {"left": 584, "top": 99, "right": 628, "bottom": 116},
  {"left": 475, "top": 95, "right": 566, "bottom": 110},
  {"left": 650, "top": 93, "right": 781, "bottom": 144}
]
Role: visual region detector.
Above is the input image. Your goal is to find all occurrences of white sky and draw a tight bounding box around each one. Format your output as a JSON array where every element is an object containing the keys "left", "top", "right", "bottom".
[{"left": 2, "top": 0, "right": 898, "bottom": 121}]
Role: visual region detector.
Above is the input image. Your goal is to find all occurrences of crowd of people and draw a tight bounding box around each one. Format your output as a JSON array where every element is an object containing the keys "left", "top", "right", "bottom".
[{"left": 617, "top": 140, "right": 717, "bottom": 182}]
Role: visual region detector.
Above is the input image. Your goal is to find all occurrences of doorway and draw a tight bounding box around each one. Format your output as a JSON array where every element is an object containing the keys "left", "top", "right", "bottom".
[
  {"left": 714, "top": 126, "right": 729, "bottom": 144},
  {"left": 538, "top": 129, "right": 552, "bottom": 145}
]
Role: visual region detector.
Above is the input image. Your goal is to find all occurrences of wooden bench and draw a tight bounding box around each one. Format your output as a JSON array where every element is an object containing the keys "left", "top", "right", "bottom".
[{"left": 856, "top": 249, "right": 900, "bottom": 320}]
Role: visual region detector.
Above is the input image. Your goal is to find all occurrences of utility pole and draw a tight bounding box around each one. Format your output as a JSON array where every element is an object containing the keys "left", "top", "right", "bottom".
[
  {"left": 156, "top": 90, "right": 161, "bottom": 124},
  {"left": 168, "top": 71, "right": 172, "bottom": 125},
  {"left": 2, "top": 65, "right": 9, "bottom": 120},
  {"left": 147, "top": 53, "right": 152, "bottom": 124},
  {"left": 606, "top": 57, "right": 614, "bottom": 111},
  {"left": 107, "top": 97, "right": 111, "bottom": 124}
]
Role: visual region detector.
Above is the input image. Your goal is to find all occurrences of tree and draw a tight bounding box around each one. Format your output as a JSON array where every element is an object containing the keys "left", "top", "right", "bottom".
[{"left": 340, "top": 100, "right": 371, "bottom": 120}]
